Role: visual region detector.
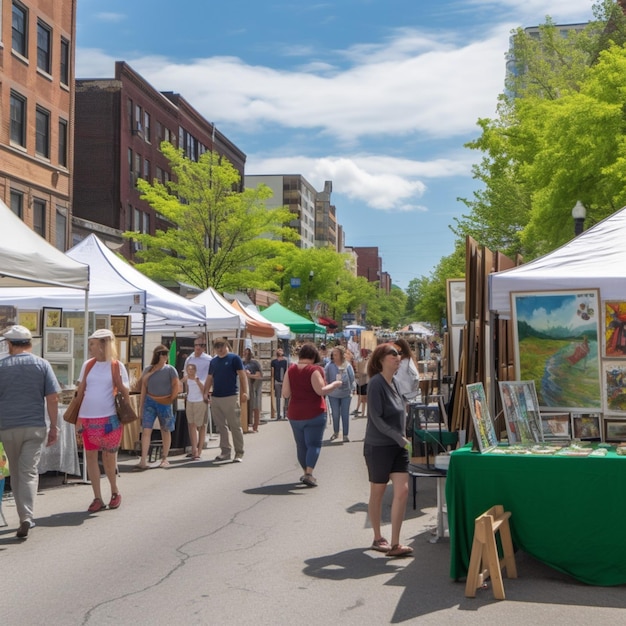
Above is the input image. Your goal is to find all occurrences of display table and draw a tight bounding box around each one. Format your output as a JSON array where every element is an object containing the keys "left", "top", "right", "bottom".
[
  {"left": 447, "top": 444, "right": 626, "bottom": 586},
  {"left": 39, "top": 406, "right": 80, "bottom": 476}
]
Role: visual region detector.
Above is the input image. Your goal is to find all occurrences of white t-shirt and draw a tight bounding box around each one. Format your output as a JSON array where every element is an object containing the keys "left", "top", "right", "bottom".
[
  {"left": 186, "top": 376, "right": 205, "bottom": 402},
  {"left": 393, "top": 358, "right": 420, "bottom": 400},
  {"left": 78, "top": 360, "right": 130, "bottom": 418},
  {"left": 184, "top": 352, "right": 212, "bottom": 380}
]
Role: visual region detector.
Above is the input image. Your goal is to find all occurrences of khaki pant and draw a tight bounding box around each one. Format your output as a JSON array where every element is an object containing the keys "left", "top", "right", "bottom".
[{"left": 211, "top": 395, "right": 244, "bottom": 458}]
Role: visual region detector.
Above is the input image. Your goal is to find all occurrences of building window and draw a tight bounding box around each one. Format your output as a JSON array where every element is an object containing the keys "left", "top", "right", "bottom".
[
  {"left": 135, "top": 104, "right": 142, "bottom": 136},
  {"left": 144, "top": 111, "right": 151, "bottom": 143},
  {"left": 10, "top": 91, "right": 26, "bottom": 147},
  {"left": 37, "top": 20, "right": 52, "bottom": 73},
  {"left": 36, "top": 107, "right": 51, "bottom": 158},
  {"left": 143, "top": 212, "right": 150, "bottom": 234},
  {"left": 58, "top": 118, "right": 68, "bottom": 167},
  {"left": 55, "top": 207, "right": 67, "bottom": 251},
  {"left": 134, "top": 153, "right": 141, "bottom": 180},
  {"left": 143, "top": 158, "right": 151, "bottom": 181},
  {"left": 128, "top": 148, "right": 134, "bottom": 185},
  {"left": 12, "top": 2, "right": 28, "bottom": 57},
  {"left": 60, "top": 38, "right": 69, "bottom": 85},
  {"left": 127, "top": 98, "right": 133, "bottom": 131},
  {"left": 10, "top": 190, "right": 24, "bottom": 218},
  {"left": 33, "top": 199, "right": 46, "bottom": 237}
]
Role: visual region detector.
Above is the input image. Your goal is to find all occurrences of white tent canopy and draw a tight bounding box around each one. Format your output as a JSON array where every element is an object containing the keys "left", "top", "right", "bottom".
[
  {"left": 192, "top": 287, "right": 244, "bottom": 332},
  {"left": 0, "top": 199, "right": 89, "bottom": 290},
  {"left": 490, "top": 207, "right": 626, "bottom": 318}
]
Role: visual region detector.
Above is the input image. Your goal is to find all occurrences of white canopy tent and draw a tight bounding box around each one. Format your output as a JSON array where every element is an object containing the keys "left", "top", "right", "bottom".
[
  {"left": 192, "top": 287, "right": 244, "bottom": 332},
  {"left": 490, "top": 207, "right": 626, "bottom": 318}
]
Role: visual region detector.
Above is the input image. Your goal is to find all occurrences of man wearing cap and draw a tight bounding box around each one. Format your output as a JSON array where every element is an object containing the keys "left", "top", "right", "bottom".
[{"left": 0, "top": 325, "right": 60, "bottom": 539}]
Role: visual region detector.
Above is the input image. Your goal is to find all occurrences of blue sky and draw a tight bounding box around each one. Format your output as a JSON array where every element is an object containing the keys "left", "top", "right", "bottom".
[{"left": 76, "top": 0, "right": 596, "bottom": 290}]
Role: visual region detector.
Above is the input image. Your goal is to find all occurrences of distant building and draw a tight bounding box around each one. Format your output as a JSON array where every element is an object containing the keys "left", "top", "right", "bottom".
[
  {"left": 0, "top": 0, "right": 78, "bottom": 250},
  {"left": 314, "top": 180, "right": 338, "bottom": 249},
  {"left": 352, "top": 246, "right": 391, "bottom": 294},
  {"left": 73, "top": 61, "right": 246, "bottom": 258}
]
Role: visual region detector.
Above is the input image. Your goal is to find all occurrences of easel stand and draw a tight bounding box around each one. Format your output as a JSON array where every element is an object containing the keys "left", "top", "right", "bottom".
[{"left": 465, "top": 505, "right": 517, "bottom": 600}]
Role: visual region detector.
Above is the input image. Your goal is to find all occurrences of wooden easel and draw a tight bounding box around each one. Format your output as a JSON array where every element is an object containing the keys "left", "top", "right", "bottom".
[{"left": 465, "top": 505, "right": 517, "bottom": 600}]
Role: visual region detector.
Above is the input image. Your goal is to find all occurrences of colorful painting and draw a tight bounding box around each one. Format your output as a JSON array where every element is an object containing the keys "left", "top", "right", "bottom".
[
  {"left": 605, "top": 419, "right": 626, "bottom": 442},
  {"left": 466, "top": 382, "right": 498, "bottom": 452},
  {"left": 604, "top": 301, "right": 626, "bottom": 358},
  {"left": 18, "top": 310, "right": 40, "bottom": 335},
  {"left": 447, "top": 279, "right": 466, "bottom": 327},
  {"left": 603, "top": 361, "right": 626, "bottom": 414},
  {"left": 571, "top": 413, "right": 601, "bottom": 440},
  {"left": 499, "top": 381, "right": 543, "bottom": 444},
  {"left": 540, "top": 413, "right": 571, "bottom": 440},
  {"left": 511, "top": 290, "right": 601, "bottom": 409}
]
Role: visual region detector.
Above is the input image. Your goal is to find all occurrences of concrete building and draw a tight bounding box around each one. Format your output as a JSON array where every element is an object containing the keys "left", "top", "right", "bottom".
[
  {"left": 352, "top": 245, "right": 391, "bottom": 294},
  {"left": 314, "top": 180, "right": 338, "bottom": 250},
  {"left": 73, "top": 61, "right": 246, "bottom": 257},
  {"left": 0, "top": 0, "right": 77, "bottom": 250}
]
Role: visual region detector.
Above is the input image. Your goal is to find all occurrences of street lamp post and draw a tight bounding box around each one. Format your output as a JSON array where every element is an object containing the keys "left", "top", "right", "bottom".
[{"left": 572, "top": 201, "right": 586, "bottom": 236}]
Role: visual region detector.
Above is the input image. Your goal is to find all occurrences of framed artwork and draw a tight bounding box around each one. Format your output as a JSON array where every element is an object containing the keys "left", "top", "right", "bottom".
[
  {"left": 411, "top": 403, "right": 445, "bottom": 429},
  {"left": 129, "top": 335, "right": 144, "bottom": 360},
  {"left": 540, "top": 412, "right": 571, "bottom": 440},
  {"left": 18, "top": 310, "right": 41, "bottom": 335},
  {"left": 499, "top": 381, "right": 543, "bottom": 444},
  {"left": 127, "top": 362, "right": 142, "bottom": 391},
  {"left": 62, "top": 311, "right": 85, "bottom": 336},
  {"left": 511, "top": 290, "right": 601, "bottom": 409},
  {"left": 116, "top": 336, "right": 129, "bottom": 363},
  {"left": 44, "top": 327, "right": 74, "bottom": 357},
  {"left": 110, "top": 315, "right": 130, "bottom": 337},
  {"left": 0, "top": 305, "right": 17, "bottom": 329},
  {"left": 603, "top": 301, "right": 626, "bottom": 358},
  {"left": 447, "top": 279, "right": 466, "bottom": 327},
  {"left": 31, "top": 336, "right": 42, "bottom": 358},
  {"left": 466, "top": 382, "right": 498, "bottom": 453},
  {"left": 49, "top": 359, "right": 74, "bottom": 389},
  {"left": 571, "top": 412, "right": 601, "bottom": 440},
  {"left": 95, "top": 314, "right": 110, "bottom": 331},
  {"left": 604, "top": 419, "right": 626, "bottom": 443},
  {"left": 42, "top": 307, "right": 62, "bottom": 328},
  {"left": 603, "top": 361, "right": 626, "bottom": 414}
]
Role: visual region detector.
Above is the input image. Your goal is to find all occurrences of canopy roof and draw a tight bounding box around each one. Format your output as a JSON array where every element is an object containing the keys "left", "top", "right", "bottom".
[
  {"left": 244, "top": 304, "right": 292, "bottom": 339},
  {"left": 230, "top": 300, "right": 275, "bottom": 338},
  {"left": 192, "top": 287, "right": 244, "bottom": 332},
  {"left": 398, "top": 322, "right": 434, "bottom": 336},
  {"left": 261, "top": 302, "right": 326, "bottom": 335},
  {"left": 0, "top": 199, "right": 89, "bottom": 290},
  {"left": 490, "top": 207, "right": 626, "bottom": 317}
]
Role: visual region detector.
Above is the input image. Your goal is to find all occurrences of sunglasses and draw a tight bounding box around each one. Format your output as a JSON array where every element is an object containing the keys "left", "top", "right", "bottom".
[
  {"left": 157, "top": 351, "right": 169, "bottom": 356},
  {"left": 386, "top": 349, "right": 400, "bottom": 357},
  {"left": 194, "top": 343, "right": 206, "bottom": 347}
]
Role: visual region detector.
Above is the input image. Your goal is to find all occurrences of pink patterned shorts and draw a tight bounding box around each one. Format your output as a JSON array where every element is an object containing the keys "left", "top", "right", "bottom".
[{"left": 78, "top": 416, "right": 122, "bottom": 452}]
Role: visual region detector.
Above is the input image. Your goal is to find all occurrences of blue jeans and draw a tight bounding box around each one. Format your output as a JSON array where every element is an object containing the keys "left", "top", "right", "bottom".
[
  {"left": 289, "top": 413, "right": 326, "bottom": 470},
  {"left": 328, "top": 396, "right": 351, "bottom": 436}
]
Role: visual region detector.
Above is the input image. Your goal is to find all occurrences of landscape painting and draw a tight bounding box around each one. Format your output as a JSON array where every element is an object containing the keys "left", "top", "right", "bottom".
[{"left": 511, "top": 290, "right": 601, "bottom": 409}]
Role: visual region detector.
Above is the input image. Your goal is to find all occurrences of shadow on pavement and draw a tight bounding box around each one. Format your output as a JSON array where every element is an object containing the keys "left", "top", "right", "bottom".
[{"left": 244, "top": 482, "right": 312, "bottom": 496}]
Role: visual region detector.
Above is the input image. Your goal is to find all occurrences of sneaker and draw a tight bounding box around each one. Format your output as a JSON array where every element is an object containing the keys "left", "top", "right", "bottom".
[
  {"left": 329, "top": 433, "right": 339, "bottom": 441},
  {"left": 214, "top": 454, "right": 230, "bottom": 461},
  {"left": 16, "top": 520, "right": 34, "bottom": 539},
  {"left": 109, "top": 493, "right": 122, "bottom": 509},
  {"left": 88, "top": 498, "right": 106, "bottom": 513},
  {"left": 343, "top": 436, "right": 350, "bottom": 443},
  {"left": 233, "top": 455, "right": 243, "bottom": 463}
]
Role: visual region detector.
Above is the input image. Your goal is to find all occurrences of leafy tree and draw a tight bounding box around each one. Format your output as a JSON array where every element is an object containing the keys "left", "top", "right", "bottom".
[{"left": 127, "top": 143, "right": 296, "bottom": 291}]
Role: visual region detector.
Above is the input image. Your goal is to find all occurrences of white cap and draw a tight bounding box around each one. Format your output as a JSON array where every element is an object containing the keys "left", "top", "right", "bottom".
[
  {"left": 2, "top": 325, "right": 32, "bottom": 342},
  {"left": 88, "top": 328, "right": 115, "bottom": 340}
]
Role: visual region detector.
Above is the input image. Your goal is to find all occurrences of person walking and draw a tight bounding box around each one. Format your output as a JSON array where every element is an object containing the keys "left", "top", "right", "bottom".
[
  {"left": 135, "top": 344, "right": 180, "bottom": 470},
  {"left": 182, "top": 363, "right": 205, "bottom": 460},
  {"left": 183, "top": 336, "right": 211, "bottom": 452},
  {"left": 364, "top": 343, "right": 414, "bottom": 558},
  {"left": 353, "top": 348, "right": 370, "bottom": 417},
  {"left": 205, "top": 339, "right": 248, "bottom": 463},
  {"left": 76, "top": 329, "right": 130, "bottom": 513},
  {"left": 243, "top": 348, "right": 263, "bottom": 432},
  {"left": 0, "top": 325, "right": 60, "bottom": 539},
  {"left": 393, "top": 337, "right": 420, "bottom": 404},
  {"left": 281, "top": 343, "right": 341, "bottom": 487},
  {"left": 270, "top": 348, "right": 289, "bottom": 420},
  {"left": 324, "top": 346, "right": 355, "bottom": 443}
]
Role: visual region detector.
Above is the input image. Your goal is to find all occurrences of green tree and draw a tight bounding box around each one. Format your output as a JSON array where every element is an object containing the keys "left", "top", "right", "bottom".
[{"left": 127, "top": 143, "right": 296, "bottom": 291}]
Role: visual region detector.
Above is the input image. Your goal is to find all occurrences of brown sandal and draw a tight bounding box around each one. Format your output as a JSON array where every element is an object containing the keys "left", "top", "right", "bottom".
[
  {"left": 371, "top": 537, "right": 391, "bottom": 553},
  {"left": 386, "top": 544, "right": 414, "bottom": 557}
]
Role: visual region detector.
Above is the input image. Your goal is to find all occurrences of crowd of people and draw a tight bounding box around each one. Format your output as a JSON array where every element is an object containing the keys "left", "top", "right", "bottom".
[{"left": 0, "top": 324, "right": 427, "bottom": 558}]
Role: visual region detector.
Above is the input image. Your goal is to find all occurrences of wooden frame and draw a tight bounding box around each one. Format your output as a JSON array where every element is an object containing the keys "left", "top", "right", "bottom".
[
  {"left": 603, "top": 300, "right": 626, "bottom": 358},
  {"left": 466, "top": 382, "right": 498, "bottom": 453},
  {"left": 129, "top": 335, "right": 144, "bottom": 360},
  {"left": 571, "top": 412, "right": 601, "bottom": 440},
  {"left": 604, "top": 418, "right": 626, "bottom": 443},
  {"left": 115, "top": 336, "right": 129, "bottom": 363},
  {"left": 43, "top": 327, "right": 74, "bottom": 357},
  {"left": 447, "top": 279, "right": 466, "bottom": 327},
  {"left": 539, "top": 412, "right": 571, "bottom": 440},
  {"left": 110, "top": 315, "right": 130, "bottom": 337},
  {"left": 95, "top": 314, "right": 110, "bottom": 331},
  {"left": 49, "top": 358, "right": 74, "bottom": 389},
  {"left": 0, "top": 305, "right": 17, "bottom": 329},
  {"left": 42, "top": 307, "right": 62, "bottom": 328},
  {"left": 498, "top": 381, "right": 543, "bottom": 444},
  {"left": 603, "top": 361, "right": 626, "bottom": 415},
  {"left": 511, "top": 289, "right": 601, "bottom": 410},
  {"left": 127, "top": 362, "right": 142, "bottom": 391},
  {"left": 17, "top": 310, "right": 41, "bottom": 335}
]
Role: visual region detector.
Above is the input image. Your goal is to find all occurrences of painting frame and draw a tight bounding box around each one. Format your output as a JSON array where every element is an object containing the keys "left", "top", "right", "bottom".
[
  {"left": 466, "top": 382, "right": 498, "bottom": 453},
  {"left": 127, "top": 362, "right": 142, "bottom": 392},
  {"left": 511, "top": 289, "right": 601, "bottom": 410},
  {"left": 540, "top": 412, "right": 572, "bottom": 441},
  {"left": 31, "top": 336, "right": 42, "bottom": 358},
  {"left": 603, "top": 360, "right": 626, "bottom": 415},
  {"left": 115, "top": 336, "right": 129, "bottom": 363},
  {"left": 603, "top": 300, "right": 626, "bottom": 358},
  {"left": 499, "top": 380, "right": 543, "bottom": 444},
  {"left": 43, "top": 327, "right": 74, "bottom": 358},
  {"left": 48, "top": 358, "right": 75, "bottom": 389},
  {"left": 17, "top": 309, "right": 41, "bottom": 335},
  {"left": 0, "top": 305, "right": 17, "bottom": 330},
  {"left": 604, "top": 419, "right": 626, "bottom": 443},
  {"left": 95, "top": 314, "right": 110, "bottom": 331},
  {"left": 129, "top": 335, "right": 144, "bottom": 360},
  {"left": 110, "top": 315, "right": 130, "bottom": 337},
  {"left": 446, "top": 279, "right": 466, "bottom": 327},
  {"left": 571, "top": 412, "right": 602, "bottom": 441},
  {"left": 42, "top": 307, "right": 62, "bottom": 329}
]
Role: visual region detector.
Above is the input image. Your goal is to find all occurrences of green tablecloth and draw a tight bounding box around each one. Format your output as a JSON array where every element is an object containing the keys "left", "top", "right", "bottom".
[{"left": 446, "top": 444, "right": 626, "bottom": 586}]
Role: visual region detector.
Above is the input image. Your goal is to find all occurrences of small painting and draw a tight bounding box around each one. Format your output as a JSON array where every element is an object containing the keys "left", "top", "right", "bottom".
[
  {"left": 48, "top": 359, "right": 74, "bottom": 389},
  {"left": 571, "top": 412, "right": 601, "bottom": 440},
  {"left": 540, "top": 412, "right": 571, "bottom": 440},
  {"left": 110, "top": 315, "right": 130, "bottom": 337},
  {"left": 447, "top": 279, "right": 466, "bottom": 327},
  {"left": 44, "top": 328, "right": 73, "bottom": 357},
  {"left": 116, "top": 337, "right": 129, "bottom": 363},
  {"left": 127, "top": 362, "right": 141, "bottom": 391},
  {"left": 0, "top": 305, "right": 17, "bottom": 329},
  {"left": 18, "top": 310, "right": 40, "bottom": 335},
  {"left": 605, "top": 419, "right": 626, "bottom": 442},
  {"left": 466, "top": 382, "right": 498, "bottom": 453},
  {"left": 95, "top": 314, "right": 110, "bottom": 331},
  {"left": 499, "top": 381, "right": 543, "bottom": 444},
  {"left": 604, "top": 301, "right": 626, "bottom": 358},
  {"left": 603, "top": 361, "right": 626, "bottom": 414},
  {"left": 42, "top": 307, "right": 62, "bottom": 328},
  {"left": 31, "top": 336, "right": 42, "bottom": 357},
  {"left": 129, "top": 335, "right": 144, "bottom": 360}
]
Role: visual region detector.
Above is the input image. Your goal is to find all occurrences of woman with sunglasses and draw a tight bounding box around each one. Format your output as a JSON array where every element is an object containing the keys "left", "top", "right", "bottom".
[
  {"left": 134, "top": 344, "right": 180, "bottom": 470},
  {"left": 364, "top": 343, "right": 413, "bottom": 558}
]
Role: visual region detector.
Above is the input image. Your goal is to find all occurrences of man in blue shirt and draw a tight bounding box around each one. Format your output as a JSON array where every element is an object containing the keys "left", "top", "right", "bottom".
[
  {"left": 205, "top": 339, "right": 248, "bottom": 462},
  {"left": 0, "top": 325, "right": 60, "bottom": 539}
]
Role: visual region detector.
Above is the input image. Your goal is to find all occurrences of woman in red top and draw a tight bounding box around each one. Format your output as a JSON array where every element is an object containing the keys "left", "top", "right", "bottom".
[{"left": 282, "top": 343, "right": 341, "bottom": 487}]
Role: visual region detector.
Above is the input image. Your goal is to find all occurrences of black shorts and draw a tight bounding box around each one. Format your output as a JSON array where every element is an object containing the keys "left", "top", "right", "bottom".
[
  {"left": 363, "top": 443, "right": 409, "bottom": 484},
  {"left": 357, "top": 384, "right": 368, "bottom": 395}
]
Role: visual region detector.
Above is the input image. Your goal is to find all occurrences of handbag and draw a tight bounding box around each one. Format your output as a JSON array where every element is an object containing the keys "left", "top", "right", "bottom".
[
  {"left": 112, "top": 360, "right": 139, "bottom": 424},
  {"left": 62, "top": 358, "right": 97, "bottom": 424}
]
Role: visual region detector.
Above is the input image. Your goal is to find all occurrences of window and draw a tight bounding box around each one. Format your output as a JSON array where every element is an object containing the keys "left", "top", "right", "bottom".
[
  {"left": 33, "top": 199, "right": 46, "bottom": 237},
  {"left": 143, "top": 212, "right": 150, "bottom": 234},
  {"left": 10, "top": 91, "right": 26, "bottom": 147},
  {"left": 37, "top": 20, "right": 52, "bottom": 73},
  {"left": 55, "top": 207, "right": 67, "bottom": 251},
  {"left": 10, "top": 190, "right": 24, "bottom": 218},
  {"left": 36, "top": 107, "right": 51, "bottom": 158},
  {"left": 144, "top": 111, "right": 151, "bottom": 143},
  {"left": 58, "top": 118, "right": 68, "bottom": 167},
  {"left": 127, "top": 98, "right": 134, "bottom": 130},
  {"left": 12, "top": 2, "right": 27, "bottom": 57},
  {"left": 143, "top": 158, "right": 151, "bottom": 181},
  {"left": 128, "top": 148, "right": 134, "bottom": 185},
  {"left": 134, "top": 153, "right": 141, "bottom": 180},
  {"left": 60, "top": 38, "right": 69, "bottom": 85},
  {"left": 134, "top": 104, "right": 142, "bottom": 135}
]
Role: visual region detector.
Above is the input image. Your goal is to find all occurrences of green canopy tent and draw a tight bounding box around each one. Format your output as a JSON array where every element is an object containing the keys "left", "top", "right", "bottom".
[{"left": 261, "top": 302, "right": 326, "bottom": 336}]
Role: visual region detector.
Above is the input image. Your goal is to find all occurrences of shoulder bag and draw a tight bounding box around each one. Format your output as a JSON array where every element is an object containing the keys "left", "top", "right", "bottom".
[
  {"left": 112, "top": 360, "right": 139, "bottom": 424},
  {"left": 63, "top": 359, "right": 97, "bottom": 424}
]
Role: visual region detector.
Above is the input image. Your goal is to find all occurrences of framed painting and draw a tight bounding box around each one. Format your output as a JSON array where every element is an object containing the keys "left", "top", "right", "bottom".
[
  {"left": 43, "top": 327, "right": 74, "bottom": 357},
  {"left": 17, "top": 310, "right": 41, "bottom": 335},
  {"left": 511, "top": 290, "right": 601, "bottom": 409},
  {"left": 62, "top": 311, "right": 86, "bottom": 336},
  {"left": 604, "top": 419, "right": 626, "bottom": 443},
  {"left": 42, "top": 307, "right": 62, "bottom": 328},
  {"left": 115, "top": 336, "right": 129, "bottom": 363},
  {"left": 127, "top": 362, "right": 142, "bottom": 391},
  {"left": 571, "top": 412, "right": 601, "bottom": 440},
  {"left": 48, "top": 359, "right": 74, "bottom": 389},
  {"left": 95, "top": 314, "right": 110, "bottom": 331},
  {"left": 0, "top": 305, "right": 17, "bottom": 329},
  {"left": 446, "top": 279, "right": 466, "bottom": 327},
  {"left": 466, "top": 382, "right": 498, "bottom": 453},
  {"left": 499, "top": 381, "right": 543, "bottom": 444},
  {"left": 129, "top": 335, "right": 144, "bottom": 360},
  {"left": 110, "top": 315, "right": 130, "bottom": 337},
  {"left": 603, "top": 301, "right": 626, "bottom": 358},
  {"left": 540, "top": 412, "right": 571, "bottom": 440},
  {"left": 603, "top": 361, "right": 626, "bottom": 415},
  {"left": 31, "top": 336, "right": 42, "bottom": 358}
]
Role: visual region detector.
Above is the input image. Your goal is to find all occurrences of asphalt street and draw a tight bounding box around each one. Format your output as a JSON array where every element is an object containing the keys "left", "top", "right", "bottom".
[{"left": 2, "top": 401, "right": 626, "bottom": 625}]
